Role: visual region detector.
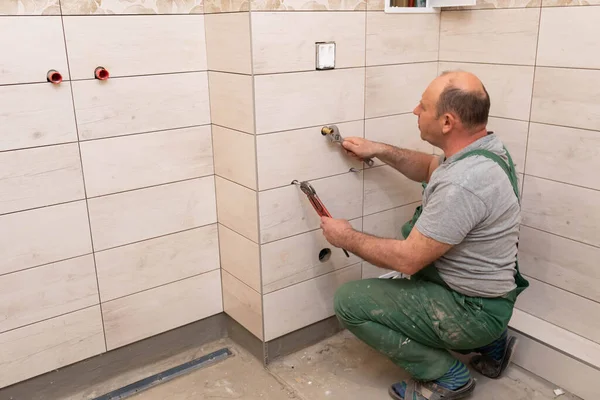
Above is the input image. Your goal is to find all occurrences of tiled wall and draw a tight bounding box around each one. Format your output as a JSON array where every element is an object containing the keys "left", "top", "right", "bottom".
[{"left": 0, "top": 5, "right": 220, "bottom": 388}]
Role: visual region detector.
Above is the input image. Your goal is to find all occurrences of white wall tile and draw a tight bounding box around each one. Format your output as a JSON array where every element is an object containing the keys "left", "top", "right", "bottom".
[
  {"left": 0, "top": 255, "right": 97, "bottom": 333},
  {"left": 365, "top": 63, "right": 438, "bottom": 119},
  {"left": 73, "top": 72, "right": 210, "bottom": 140},
  {"left": 222, "top": 270, "right": 263, "bottom": 340},
  {"left": 0, "top": 144, "right": 84, "bottom": 215},
  {"left": 440, "top": 9, "right": 540, "bottom": 65},
  {"left": 364, "top": 165, "right": 423, "bottom": 215},
  {"left": 0, "top": 83, "right": 77, "bottom": 152},
  {"left": 0, "top": 307, "right": 104, "bottom": 389},
  {"left": 209, "top": 72, "right": 255, "bottom": 134},
  {"left": 102, "top": 271, "right": 222, "bottom": 350},
  {"left": 259, "top": 172, "right": 363, "bottom": 244},
  {"left": 366, "top": 13, "right": 439, "bottom": 66},
  {"left": 531, "top": 67, "right": 600, "bottom": 132},
  {"left": 519, "top": 226, "right": 600, "bottom": 303},
  {"left": 365, "top": 114, "right": 433, "bottom": 162},
  {"left": 263, "top": 264, "right": 361, "bottom": 341},
  {"left": 81, "top": 126, "right": 213, "bottom": 197},
  {"left": 257, "top": 121, "right": 363, "bottom": 191},
  {"left": 205, "top": 12, "right": 252, "bottom": 74},
  {"left": 213, "top": 126, "right": 257, "bottom": 190},
  {"left": 487, "top": 117, "right": 528, "bottom": 173},
  {"left": 439, "top": 62, "right": 534, "bottom": 121},
  {"left": 215, "top": 177, "right": 259, "bottom": 242},
  {"left": 537, "top": 6, "right": 600, "bottom": 69},
  {"left": 63, "top": 15, "right": 207, "bottom": 79},
  {"left": 522, "top": 176, "right": 600, "bottom": 247},
  {"left": 219, "top": 224, "right": 261, "bottom": 293},
  {"left": 255, "top": 68, "right": 365, "bottom": 134},
  {"left": 516, "top": 277, "right": 600, "bottom": 344},
  {"left": 252, "top": 12, "right": 365, "bottom": 74},
  {"left": 0, "top": 201, "right": 92, "bottom": 276},
  {"left": 96, "top": 225, "right": 220, "bottom": 302},
  {"left": 0, "top": 17, "right": 68, "bottom": 85},
  {"left": 88, "top": 177, "right": 216, "bottom": 251},
  {"left": 262, "top": 218, "right": 363, "bottom": 294},
  {"left": 526, "top": 123, "right": 600, "bottom": 190}
]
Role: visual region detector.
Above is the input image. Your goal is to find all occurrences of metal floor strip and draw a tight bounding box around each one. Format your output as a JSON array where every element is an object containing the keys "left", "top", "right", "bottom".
[{"left": 93, "top": 347, "right": 233, "bottom": 400}]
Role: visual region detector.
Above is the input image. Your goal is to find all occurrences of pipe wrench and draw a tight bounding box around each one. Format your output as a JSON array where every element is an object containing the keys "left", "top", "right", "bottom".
[
  {"left": 292, "top": 180, "right": 350, "bottom": 258},
  {"left": 321, "top": 125, "right": 375, "bottom": 167}
]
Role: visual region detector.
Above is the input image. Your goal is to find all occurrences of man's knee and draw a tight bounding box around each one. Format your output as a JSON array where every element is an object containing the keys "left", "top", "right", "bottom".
[{"left": 333, "top": 279, "right": 378, "bottom": 324}]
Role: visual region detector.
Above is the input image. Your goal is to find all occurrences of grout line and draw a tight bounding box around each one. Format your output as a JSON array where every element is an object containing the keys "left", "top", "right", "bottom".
[
  {"left": 253, "top": 65, "right": 365, "bottom": 77},
  {"left": 0, "top": 198, "right": 84, "bottom": 219},
  {"left": 258, "top": 168, "right": 365, "bottom": 194},
  {"left": 361, "top": 7, "right": 368, "bottom": 278},
  {"left": 0, "top": 304, "right": 100, "bottom": 336},
  {"left": 0, "top": 139, "right": 79, "bottom": 155},
  {"left": 520, "top": 224, "right": 600, "bottom": 250},
  {"left": 78, "top": 123, "right": 212, "bottom": 144},
  {"left": 65, "top": 69, "right": 208, "bottom": 83},
  {"left": 59, "top": 4, "right": 108, "bottom": 348},
  {"left": 212, "top": 123, "right": 255, "bottom": 136},
  {"left": 365, "top": 60, "right": 439, "bottom": 69},
  {"left": 0, "top": 252, "right": 93, "bottom": 279},
  {"left": 522, "top": 274, "right": 600, "bottom": 306},
  {"left": 221, "top": 268, "right": 261, "bottom": 297},
  {"left": 257, "top": 118, "right": 366, "bottom": 136},
  {"left": 438, "top": 59, "right": 536, "bottom": 68},
  {"left": 521, "top": 173, "right": 600, "bottom": 193},
  {"left": 261, "top": 217, "right": 364, "bottom": 247},
  {"left": 216, "top": 174, "right": 259, "bottom": 192},
  {"left": 219, "top": 221, "right": 260, "bottom": 245},
  {"left": 362, "top": 201, "right": 421, "bottom": 219},
  {"left": 85, "top": 175, "right": 214, "bottom": 200},
  {"left": 527, "top": 120, "right": 600, "bottom": 134}
]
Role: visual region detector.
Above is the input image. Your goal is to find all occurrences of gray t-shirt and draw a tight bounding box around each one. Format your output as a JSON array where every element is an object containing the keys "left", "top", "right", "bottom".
[{"left": 414, "top": 134, "right": 520, "bottom": 298}]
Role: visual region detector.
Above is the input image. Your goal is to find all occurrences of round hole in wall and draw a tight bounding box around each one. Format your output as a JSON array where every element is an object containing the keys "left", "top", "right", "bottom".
[{"left": 319, "top": 248, "right": 332, "bottom": 262}]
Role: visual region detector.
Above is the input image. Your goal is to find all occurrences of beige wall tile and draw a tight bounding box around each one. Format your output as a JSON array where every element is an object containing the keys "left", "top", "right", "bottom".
[
  {"left": 526, "top": 123, "right": 600, "bottom": 190},
  {"left": 0, "top": 307, "right": 104, "bottom": 389},
  {"left": 522, "top": 176, "right": 600, "bottom": 247},
  {"left": 81, "top": 126, "right": 213, "bottom": 197},
  {"left": 365, "top": 63, "right": 438, "bottom": 119},
  {"left": 0, "top": 17, "right": 68, "bottom": 84},
  {"left": 257, "top": 121, "right": 363, "bottom": 191},
  {"left": 219, "top": 224, "right": 261, "bottom": 292},
  {"left": 252, "top": 12, "right": 365, "bottom": 74},
  {"left": 0, "top": 201, "right": 92, "bottom": 276},
  {"left": 519, "top": 226, "right": 600, "bottom": 303},
  {"left": 209, "top": 72, "right": 255, "bottom": 134},
  {"left": 531, "top": 67, "right": 600, "bottom": 131},
  {"left": 204, "top": 0, "right": 249, "bottom": 12},
  {"left": 516, "top": 277, "right": 600, "bottom": 344},
  {"left": 263, "top": 264, "right": 361, "bottom": 341},
  {"left": 0, "top": 0, "right": 59, "bottom": 15},
  {"left": 0, "top": 144, "right": 84, "bottom": 215},
  {"left": 205, "top": 13, "right": 252, "bottom": 74},
  {"left": 364, "top": 165, "right": 423, "bottom": 215},
  {"left": 96, "top": 225, "right": 220, "bottom": 301},
  {"left": 215, "top": 176, "right": 259, "bottom": 242},
  {"left": 73, "top": 72, "right": 210, "bottom": 140},
  {"left": 362, "top": 203, "right": 419, "bottom": 278},
  {"left": 537, "top": 7, "right": 600, "bottom": 69},
  {"left": 222, "top": 271, "right": 263, "bottom": 340},
  {"left": 259, "top": 172, "right": 363, "bottom": 243},
  {"left": 439, "top": 62, "right": 534, "bottom": 121},
  {"left": 213, "top": 126, "right": 257, "bottom": 190},
  {"left": 367, "top": 0, "right": 384, "bottom": 9},
  {"left": 88, "top": 177, "right": 217, "bottom": 250},
  {"left": 440, "top": 9, "right": 539, "bottom": 65},
  {"left": 63, "top": 16, "right": 207, "bottom": 80},
  {"left": 0, "top": 255, "right": 97, "bottom": 333},
  {"left": 487, "top": 117, "right": 528, "bottom": 172},
  {"left": 103, "top": 271, "right": 222, "bottom": 350},
  {"left": 0, "top": 83, "right": 77, "bottom": 152},
  {"left": 255, "top": 68, "right": 365, "bottom": 134},
  {"left": 365, "top": 114, "right": 433, "bottom": 162},
  {"left": 61, "top": 0, "right": 203, "bottom": 14},
  {"left": 367, "top": 13, "right": 439, "bottom": 66},
  {"left": 251, "top": 0, "right": 366, "bottom": 10},
  {"left": 262, "top": 219, "right": 363, "bottom": 293},
  {"left": 542, "top": 0, "right": 600, "bottom": 8},
  {"left": 445, "top": 0, "right": 541, "bottom": 10}
]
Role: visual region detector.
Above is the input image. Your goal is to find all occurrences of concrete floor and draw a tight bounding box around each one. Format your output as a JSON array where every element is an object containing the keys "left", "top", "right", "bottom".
[{"left": 132, "top": 330, "right": 578, "bottom": 400}]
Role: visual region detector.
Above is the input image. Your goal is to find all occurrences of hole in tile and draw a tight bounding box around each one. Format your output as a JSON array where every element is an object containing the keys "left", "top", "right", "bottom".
[{"left": 318, "top": 248, "right": 332, "bottom": 262}]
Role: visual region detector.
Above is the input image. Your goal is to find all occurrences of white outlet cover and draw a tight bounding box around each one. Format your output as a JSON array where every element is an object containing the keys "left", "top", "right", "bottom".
[{"left": 316, "top": 42, "right": 335, "bottom": 70}]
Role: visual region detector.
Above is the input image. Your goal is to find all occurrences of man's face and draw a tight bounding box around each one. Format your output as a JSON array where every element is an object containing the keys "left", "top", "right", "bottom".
[{"left": 413, "top": 84, "right": 442, "bottom": 146}]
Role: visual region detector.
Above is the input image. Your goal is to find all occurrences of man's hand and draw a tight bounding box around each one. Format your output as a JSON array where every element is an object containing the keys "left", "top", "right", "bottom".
[
  {"left": 320, "top": 217, "right": 354, "bottom": 248},
  {"left": 342, "top": 137, "right": 381, "bottom": 160}
]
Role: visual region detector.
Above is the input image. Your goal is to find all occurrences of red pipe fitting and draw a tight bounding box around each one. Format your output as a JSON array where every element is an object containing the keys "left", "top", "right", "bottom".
[
  {"left": 94, "top": 66, "right": 110, "bottom": 80},
  {"left": 47, "top": 70, "right": 63, "bottom": 84}
]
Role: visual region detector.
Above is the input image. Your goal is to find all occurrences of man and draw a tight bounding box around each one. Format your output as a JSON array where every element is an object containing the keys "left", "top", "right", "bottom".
[{"left": 320, "top": 71, "right": 529, "bottom": 400}]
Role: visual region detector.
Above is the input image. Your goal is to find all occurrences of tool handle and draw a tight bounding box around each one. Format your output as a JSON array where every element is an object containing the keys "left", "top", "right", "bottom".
[
  {"left": 364, "top": 157, "right": 375, "bottom": 167},
  {"left": 307, "top": 195, "right": 351, "bottom": 258}
]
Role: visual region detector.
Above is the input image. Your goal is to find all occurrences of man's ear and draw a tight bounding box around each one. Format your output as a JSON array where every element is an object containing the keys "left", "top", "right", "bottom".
[{"left": 441, "top": 113, "right": 455, "bottom": 134}]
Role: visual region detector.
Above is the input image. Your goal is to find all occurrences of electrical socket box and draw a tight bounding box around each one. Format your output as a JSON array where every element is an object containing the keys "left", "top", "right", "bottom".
[{"left": 315, "top": 42, "right": 335, "bottom": 70}]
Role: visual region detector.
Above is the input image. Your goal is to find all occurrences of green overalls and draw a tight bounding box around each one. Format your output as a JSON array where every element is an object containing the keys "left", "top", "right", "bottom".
[{"left": 333, "top": 146, "right": 529, "bottom": 382}]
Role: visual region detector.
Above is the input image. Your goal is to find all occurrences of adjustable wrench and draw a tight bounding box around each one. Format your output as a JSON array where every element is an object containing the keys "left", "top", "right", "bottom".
[{"left": 321, "top": 125, "right": 375, "bottom": 167}]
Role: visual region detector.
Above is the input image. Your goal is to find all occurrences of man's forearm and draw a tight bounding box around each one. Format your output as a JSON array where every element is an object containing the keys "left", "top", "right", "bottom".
[{"left": 374, "top": 143, "right": 436, "bottom": 183}]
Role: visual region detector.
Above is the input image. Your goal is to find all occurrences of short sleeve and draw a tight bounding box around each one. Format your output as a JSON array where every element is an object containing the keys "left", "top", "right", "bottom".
[{"left": 414, "top": 182, "right": 488, "bottom": 245}]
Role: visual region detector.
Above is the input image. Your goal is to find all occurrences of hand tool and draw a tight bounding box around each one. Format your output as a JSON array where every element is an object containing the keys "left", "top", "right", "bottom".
[
  {"left": 292, "top": 180, "right": 350, "bottom": 258},
  {"left": 321, "top": 125, "right": 375, "bottom": 167}
]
